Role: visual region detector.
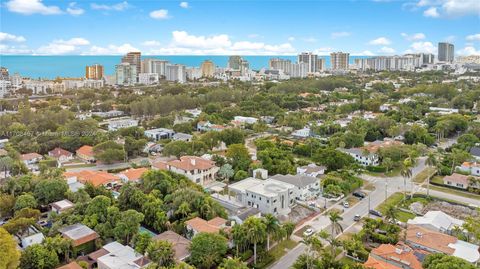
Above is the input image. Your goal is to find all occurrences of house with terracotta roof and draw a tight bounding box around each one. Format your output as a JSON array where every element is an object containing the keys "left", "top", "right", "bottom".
[
  {"left": 59, "top": 223, "right": 99, "bottom": 254},
  {"left": 56, "top": 262, "right": 83, "bottom": 269},
  {"left": 405, "top": 225, "right": 480, "bottom": 263},
  {"left": 153, "top": 156, "right": 219, "bottom": 186},
  {"left": 364, "top": 242, "right": 423, "bottom": 269},
  {"left": 48, "top": 147, "right": 74, "bottom": 164},
  {"left": 64, "top": 170, "right": 120, "bottom": 188},
  {"left": 76, "top": 145, "right": 96, "bottom": 163},
  {"left": 153, "top": 231, "right": 191, "bottom": 261},
  {"left": 184, "top": 217, "right": 227, "bottom": 238},
  {"left": 442, "top": 173, "right": 472, "bottom": 190},
  {"left": 118, "top": 167, "right": 148, "bottom": 183},
  {"left": 21, "top": 152, "right": 43, "bottom": 170}
]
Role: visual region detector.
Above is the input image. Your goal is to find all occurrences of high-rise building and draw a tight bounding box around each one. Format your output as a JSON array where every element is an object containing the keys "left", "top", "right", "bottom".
[
  {"left": 228, "top": 56, "right": 242, "bottom": 70},
  {"left": 121, "top": 52, "right": 141, "bottom": 77},
  {"left": 316, "top": 58, "right": 326, "bottom": 71},
  {"left": 141, "top": 59, "right": 169, "bottom": 78},
  {"left": 85, "top": 64, "right": 104, "bottom": 80},
  {"left": 438, "top": 42, "right": 454, "bottom": 63},
  {"left": 0, "top": 67, "right": 9, "bottom": 80},
  {"left": 269, "top": 58, "right": 292, "bottom": 74},
  {"left": 355, "top": 55, "right": 421, "bottom": 71},
  {"left": 200, "top": 60, "right": 215, "bottom": 77},
  {"left": 298, "top": 52, "right": 320, "bottom": 73},
  {"left": 115, "top": 63, "right": 137, "bottom": 85},
  {"left": 330, "top": 52, "right": 350, "bottom": 70},
  {"left": 166, "top": 64, "right": 187, "bottom": 83}
]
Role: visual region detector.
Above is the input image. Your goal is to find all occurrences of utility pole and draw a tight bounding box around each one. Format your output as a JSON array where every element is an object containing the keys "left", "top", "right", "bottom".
[
  {"left": 368, "top": 195, "right": 371, "bottom": 214},
  {"left": 385, "top": 178, "right": 388, "bottom": 202}
]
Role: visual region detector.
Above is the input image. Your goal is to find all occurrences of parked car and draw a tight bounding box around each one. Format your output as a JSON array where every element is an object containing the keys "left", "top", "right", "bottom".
[
  {"left": 303, "top": 228, "right": 314, "bottom": 237},
  {"left": 342, "top": 201, "right": 349, "bottom": 208},
  {"left": 369, "top": 209, "right": 382, "bottom": 217},
  {"left": 353, "top": 191, "right": 366, "bottom": 199},
  {"left": 354, "top": 214, "right": 361, "bottom": 221}
]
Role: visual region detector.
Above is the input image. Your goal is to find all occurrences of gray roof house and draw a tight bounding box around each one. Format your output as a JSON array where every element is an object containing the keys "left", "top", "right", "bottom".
[{"left": 270, "top": 174, "right": 321, "bottom": 201}]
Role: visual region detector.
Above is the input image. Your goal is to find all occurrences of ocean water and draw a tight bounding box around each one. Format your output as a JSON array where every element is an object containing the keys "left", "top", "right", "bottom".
[{"left": 0, "top": 55, "right": 367, "bottom": 79}]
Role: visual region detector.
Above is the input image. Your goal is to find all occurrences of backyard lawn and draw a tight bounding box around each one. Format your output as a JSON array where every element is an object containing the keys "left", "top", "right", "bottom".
[{"left": 376, "top": 192, "right": 416, "bottom": 222}]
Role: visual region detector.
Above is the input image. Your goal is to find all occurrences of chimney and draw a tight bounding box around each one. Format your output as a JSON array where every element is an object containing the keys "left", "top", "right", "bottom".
[{"left": 190, "top": 158, "right": 196, "bottom": 166}]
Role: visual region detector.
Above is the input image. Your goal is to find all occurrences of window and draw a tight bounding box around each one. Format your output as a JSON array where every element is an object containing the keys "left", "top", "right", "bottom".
[{"left": 273, "top": 208, "right": 277, "bottom": 213}]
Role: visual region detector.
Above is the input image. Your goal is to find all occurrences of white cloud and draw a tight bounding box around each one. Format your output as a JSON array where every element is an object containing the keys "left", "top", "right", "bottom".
[
  {"left": 0, "top": 32, "right": 26, "bottom": 43},
  {"left": 146, "top": 31, "right": 295, "bottom": 55},
  {"left": 150, "top": 9, "right": 170, "bottom": 20},
  {"left": 142, "top": 40, "right": 161, "bottom": 46},
  {"left": 418, "top": 0, "right": 480, "bottom": 18},
  {"left": 287, "top": 36, "right": 295, "bottom": 42},
  {"left": 91, "top": 1, "right": 129, "bottom": 11},
  {"left": 6, "top": 0, "right": 62, "bottom": 15},
  {"left": 369, "top": 37, "right": 391, "bottom": 45},
  {"left": 379, "top": 46, "right": 396, "bottom": 54},
  {"left": 445, "top": 35, "right": 455, "bottom": 42},
  {"left": 405, "top": 41, "right": 436, "bottom": 53},
  {"left": 331, "top": 32, "right": 351, "bottom": 39},
  {"left": 179, "top": 2, "right": 189, "bottom": 8},
  {"left": 0, "top": 44, "right": 32, "bottom": 54},
  {"left": 401, "top": 32, "right": 426, "bottom": 41},
  {"left": 36, "top": 37, "right": 90, "bottom": 55},
  {"left": 466, "top": 34, "right": 480, "bottom": 41},
  {"left": 171, "top": 31, "right": 231, "bottom": 48},
  {"left": 423, "top": 7, "right": 439, "bottom": 17},
  {"left": 67, "top": 2, "right": 84, "bottom": 15},
  {"left": 85, "top": 44, "right": 140, "bottom": 55},
  {"left": 457, "top": 46, "right": 480, "bottom": 56}
]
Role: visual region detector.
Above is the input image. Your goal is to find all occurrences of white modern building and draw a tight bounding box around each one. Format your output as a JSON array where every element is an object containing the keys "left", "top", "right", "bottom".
[
  {"left": 115, "top": 63, "right": 137, "bottom": 86},
  {"left": 270, "top": 174, "right": 321, "bottom": 201},
  {"left": 229, "top": 177, "right": 298, "bottom": 216},
  {"left": 144, "top": 128, "right": 175, "bottom": 141},
  {"left": 166, "top": 64, "right": 187, "bottom": 83},
  {"left": 292, "top": 127, "right": 311, "bottom": 138},
  {"left": 339, "top": 147, "right": 380, "bottom": 166},
  {"left": 233, "top": 116, "right": 258, "bottom": 124},
  {"left": 138, "top": 73, "right": 159, "bottom": 85},
  {"left": 97, "top": 241, "right": 150, "bottom": 269},
  {"left": 107, "top": 118, "right": 139, "bottom": 131}
]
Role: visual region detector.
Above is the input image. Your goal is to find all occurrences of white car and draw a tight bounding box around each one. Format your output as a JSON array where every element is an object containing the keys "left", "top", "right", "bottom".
[
  {"left": 343, "top": 201, "right": 349, "bottom": 208},
  {"left": 303, "top": 228, "right": 314, "bottom": 237}
]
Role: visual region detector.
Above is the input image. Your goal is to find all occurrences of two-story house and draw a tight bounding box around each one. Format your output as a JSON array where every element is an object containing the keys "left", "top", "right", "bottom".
[
  {"left": 152, "top": 156, "right": 219, "bottom": 186},
  {"left": 229, "top": 177, "right": 298, "bottom": 216}
]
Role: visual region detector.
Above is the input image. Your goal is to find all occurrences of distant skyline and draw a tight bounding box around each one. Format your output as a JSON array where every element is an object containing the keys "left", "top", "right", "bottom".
[{"left": 0, "top": 0, "right": 479, "bottom": 56}]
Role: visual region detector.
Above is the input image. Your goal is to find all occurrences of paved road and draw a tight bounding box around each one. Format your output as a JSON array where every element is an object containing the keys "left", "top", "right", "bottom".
[{"left": 269, "top": 158, "right": 426, "bottom": 269}]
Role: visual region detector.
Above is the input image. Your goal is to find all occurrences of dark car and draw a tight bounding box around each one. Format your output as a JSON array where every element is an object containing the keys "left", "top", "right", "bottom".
[
  {"left": 369, "top": 209, "right": 383, "bottom": 217},
  {"left": 353, "top": 214, "right": 361, "bottom": 221},
  {"left": 353, "top": 191, "right": 366, "bottom": 199}
]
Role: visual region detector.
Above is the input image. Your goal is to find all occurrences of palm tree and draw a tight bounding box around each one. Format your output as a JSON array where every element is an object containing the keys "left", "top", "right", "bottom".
[
  {"left": 384, "top": 204, "right": 397, "bottom": 223},
  {"left": 401, "top": 158, "right": 413, "bottom": 201},
  {"left": 425, "top": 153, "right": 437, "bottom": 197},
  {"left": 232, "top": 225, "right": 248, "bottom": 256},
  {"left": 301, "top": 234, "right": 323, "bottom": 269},
  {"left": 328, "top": 211, "right": 343, "bottom": 236},
  {"left": 263, "top": 214, "right": 280, "bottom": 251},
  {"left": 243, "top": 217, "right": 267, "bottom": 264},
  {"left": 0, "top": 156, "right": 13, "bottom": 182}
]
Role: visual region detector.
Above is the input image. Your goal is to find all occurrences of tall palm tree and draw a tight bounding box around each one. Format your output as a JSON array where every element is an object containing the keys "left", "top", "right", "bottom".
[
  {"left": 263, "top": 214, "right": 280, "bottom": 251},
  {"left": 328, "top": 211, "right": 343, "bottom": 236},
  {"left": 384, "top": 204, "right": 397, "bottom": 223},
  {"left": 301, "top": 234, "right": 323, "bottom": 269},
  {"left": 401, "top": 158, "right": 413, "bottom": 201},
  {"left": 232, "top": 225, "right": 248, "bottom": 256},
  {"left": 243, "top": 217, "right": 267, "bottom": 264},
  {"left": 425, "top": 152, "right": 437, "bottom": 197},
  {"left": 0, "top": 156, "right": 13, "bottom": 182}
]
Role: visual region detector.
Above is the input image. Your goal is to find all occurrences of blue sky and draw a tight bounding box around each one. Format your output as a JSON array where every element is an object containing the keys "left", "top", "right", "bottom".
[{"left": 0, "top": 0, "right": 479, "bottom": 56}]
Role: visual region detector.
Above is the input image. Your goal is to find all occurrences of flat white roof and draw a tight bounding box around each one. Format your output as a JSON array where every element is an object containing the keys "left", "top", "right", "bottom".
[{"left": 450, "top": 240, "right": 480, "bottom": 263}]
